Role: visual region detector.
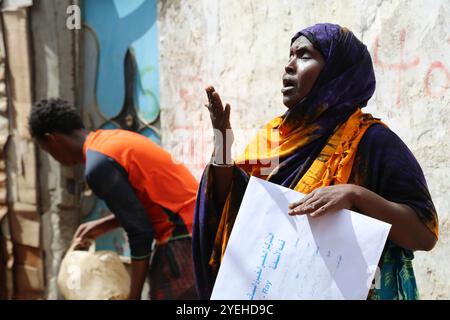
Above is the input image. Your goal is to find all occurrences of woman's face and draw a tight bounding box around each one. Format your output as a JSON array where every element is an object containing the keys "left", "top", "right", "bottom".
[{"left": 282, "top": 36, "right": 325, "bottom": 109}]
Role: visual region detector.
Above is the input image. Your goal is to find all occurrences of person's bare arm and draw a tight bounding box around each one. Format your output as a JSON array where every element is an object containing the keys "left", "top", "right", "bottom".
[
  {"left": 352, "top": 185, "right": 436, "bottom": 251},
  {"left": 73, "top": 213, "right": 120, "bottom": 244},
  {"left": 128, "top": 258, "right": 150, "bottom": 300},
  {"left": 288, "top": 184, "right": 437, "bottom": 251},
  {"left": 205, "top": 86, "right": 234, "bottom": 208}
]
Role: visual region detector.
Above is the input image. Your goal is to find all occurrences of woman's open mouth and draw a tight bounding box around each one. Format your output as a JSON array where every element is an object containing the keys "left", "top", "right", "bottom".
[
  {"left": 282, "top": 78, "right": 296, "bottom": 94},
  {"left": 281, "top": 85, "right": 296, "bottom": 94}
]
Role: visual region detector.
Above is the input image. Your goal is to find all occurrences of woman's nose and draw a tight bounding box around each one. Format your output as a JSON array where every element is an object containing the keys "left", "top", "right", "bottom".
[{"left": 284, "top": 58, "right": 295, "bottom": 74}]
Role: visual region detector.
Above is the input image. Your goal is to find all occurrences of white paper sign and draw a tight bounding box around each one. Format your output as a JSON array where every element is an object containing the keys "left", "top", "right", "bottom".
[{"left": 211, "top": 177, "right": 391, "bottom": 300}]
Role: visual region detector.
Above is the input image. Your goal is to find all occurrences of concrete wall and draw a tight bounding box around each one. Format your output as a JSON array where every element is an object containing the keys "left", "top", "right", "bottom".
[
  {"left": 30, "top": 0, "right": 81, "bottom": 300},
  {"left": 157, "top": 0, "right": 450, "bottom": 299},
  {"left": 1, "top": 4, "right": 46, "bottom": 299},
  {"left": 0, "top": 13, "right": 12, "bottom": 300}
]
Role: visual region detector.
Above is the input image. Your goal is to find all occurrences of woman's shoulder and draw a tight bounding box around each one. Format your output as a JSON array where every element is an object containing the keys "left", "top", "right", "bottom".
[
  {"left": 362, "top": 123, "right": 403, "bottom": 144},
  {"left": 361, "top": 123, "right": 412, "bottom": 152},
  {"left": 359, "top": 122, "right": 421, "bottom": 169}
]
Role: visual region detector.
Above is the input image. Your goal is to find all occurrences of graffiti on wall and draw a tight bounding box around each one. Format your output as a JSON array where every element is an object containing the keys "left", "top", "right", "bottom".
[{"left": 373, "top": 30, "right": 449, "bottom": 107}]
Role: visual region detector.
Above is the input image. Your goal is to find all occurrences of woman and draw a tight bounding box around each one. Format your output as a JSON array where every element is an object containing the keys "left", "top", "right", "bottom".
[{"left": 193, "top": 23, "right": 438, "bottom": 300}]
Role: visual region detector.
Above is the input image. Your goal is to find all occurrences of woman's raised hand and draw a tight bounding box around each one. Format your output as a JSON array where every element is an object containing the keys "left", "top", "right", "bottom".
[{"left": 205, "top": 86, "right": 234, "bottom": 164}]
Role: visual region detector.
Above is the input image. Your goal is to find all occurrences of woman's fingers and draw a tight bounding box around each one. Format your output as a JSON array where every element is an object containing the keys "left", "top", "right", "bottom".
[
  {"left": 205, "top": 87, "right": 222, "bottom": 114},
  {"left": 205, "top": 85, "right": 225, "bottom": 114},
  {"left": 310, "top": 203, "right": 332, "bottom": 217},
  {"left": 205, "top": 86, "right": 233, "bottom": 133},
  {"left": 205, "top": 86, "right": 220, "bottom": 110},
  {"left": 288, "top": 190, "right": 316, "bottom": 209},
  {"left": 288, "top": 197, "right": 323, "bottom": 215},
  {"left": 206, "top": 85, "right": 215, "bottom": 94},
  {"left": 212, "top": 91, "right": 224, "bottom": 111},
  {"left": 288, "top": 198, "right": 305, "bottom": 210},
  {"left": 287, "top": 185, "right": 355, "bottom": 218},
  {"left": 224, "top": 103, "right": 231, "bottom": 123},
  {"left": 205, "top": 86, "right": 215, "bottom": 108}
]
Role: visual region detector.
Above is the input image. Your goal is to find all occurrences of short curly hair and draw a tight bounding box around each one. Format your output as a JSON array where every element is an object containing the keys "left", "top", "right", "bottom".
[{"left": 29, "top": 98, "right": 85, "bottom": 139}]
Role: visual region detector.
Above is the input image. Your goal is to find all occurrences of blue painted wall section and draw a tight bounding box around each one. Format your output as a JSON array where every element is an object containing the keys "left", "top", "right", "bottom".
[{"left": 83, "top": 0, "right": 160, "bottom": 122}]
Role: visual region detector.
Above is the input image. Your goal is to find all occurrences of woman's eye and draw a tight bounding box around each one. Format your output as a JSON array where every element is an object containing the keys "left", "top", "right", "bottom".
[{"left": 288, "top": 52, "right": 311, "bottom": 61}]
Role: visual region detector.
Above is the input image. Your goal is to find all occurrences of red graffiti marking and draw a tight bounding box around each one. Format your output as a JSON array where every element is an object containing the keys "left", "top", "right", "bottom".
[
  {"left": 373, "top": 29, "right": 420, "bottom": 108},
  {"left": 174, "top": 75, "right": 212, "bottom": 171},
  {"left": 374, "top": 30, "right": 449, "bottom": 105},
  {"left": 424, "top": 61, "right": 450, "bottom": 97},
  {"left": 178, "top": 75, "right": 205, "bottom": 115}
]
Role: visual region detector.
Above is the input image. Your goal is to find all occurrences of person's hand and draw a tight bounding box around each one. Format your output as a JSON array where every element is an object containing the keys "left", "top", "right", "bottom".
[
  {"left": 287, "top": 185, "right": 357, "bottom": 217},
  {"left": 72, "top": 220, "right": 105, "bottom": 248},
  {"left": 205, "top": 86, "right": 234, "bottom": 164},
  {"left": 205, "top": 86, "right": 232, "bottom": 133}
]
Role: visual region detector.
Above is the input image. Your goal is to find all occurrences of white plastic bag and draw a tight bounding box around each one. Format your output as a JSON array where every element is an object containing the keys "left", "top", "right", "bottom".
[{"left": 57, "top": 240, "right": 131, "bottom": 300}]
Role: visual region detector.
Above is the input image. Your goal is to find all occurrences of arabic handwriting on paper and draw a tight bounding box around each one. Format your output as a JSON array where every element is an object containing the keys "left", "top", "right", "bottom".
[{"left": 247, "top": 232, "right": 287, "bottom": 300}]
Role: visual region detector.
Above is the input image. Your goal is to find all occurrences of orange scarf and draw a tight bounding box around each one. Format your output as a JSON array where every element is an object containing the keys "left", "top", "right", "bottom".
[{"left": 236, "top": 108, "right": 385, "bottom": 192}]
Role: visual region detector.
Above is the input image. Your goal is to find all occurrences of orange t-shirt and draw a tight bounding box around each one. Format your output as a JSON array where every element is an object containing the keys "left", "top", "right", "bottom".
[{"left": 83, "top": 129, "right": 198, "bottom": 244}]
